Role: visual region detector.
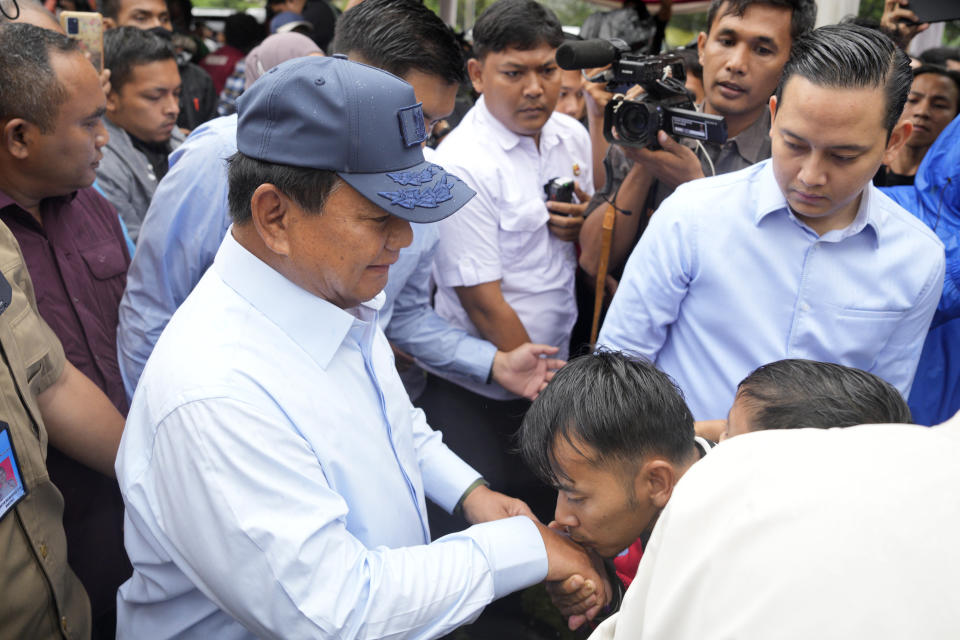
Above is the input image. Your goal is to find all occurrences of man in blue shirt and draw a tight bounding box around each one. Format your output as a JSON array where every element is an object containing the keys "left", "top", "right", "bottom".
[
  {"left": 598, "top": 24, "right": 945, "bottom": 420},
  {"left": 115, "top": 56, "right": 608, "bottom": 639},
  {"left": 117, "top": 0, "right": 561, "bottom": 404}
]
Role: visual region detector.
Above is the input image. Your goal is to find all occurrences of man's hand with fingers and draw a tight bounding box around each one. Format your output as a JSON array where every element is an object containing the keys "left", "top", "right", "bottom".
[
  {"left": 538, "top": 520, "right": 612, "bottom": 630},
  {"left": 546, "top": 182, "right": 591, "bottom": 242},
  {"left": 625, "top": 130, "right": 705, "bottom": 189}
]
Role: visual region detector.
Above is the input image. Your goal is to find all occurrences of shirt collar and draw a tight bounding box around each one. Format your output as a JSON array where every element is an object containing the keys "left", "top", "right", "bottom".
[
  {"left": 476, "top": 95, "right": 561, "bottom": 152},
  {"left": 0, "top": 187, "right": 77, "bottom": 214},
  {"left": 213, "top": 229, "right": 384, "bottom": 369},
  {"left": 731, "top": 105, "right": 771, "bottom": 165},
  {"left": 753, "top": 160, "right": 883, "bottom": 247}
]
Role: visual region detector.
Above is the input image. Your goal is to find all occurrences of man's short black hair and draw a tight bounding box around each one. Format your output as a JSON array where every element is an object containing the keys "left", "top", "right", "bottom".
[
  {"left": 227, "top": 152, "right": 340, "bottom": 224},
  {"left": 104, "top": 26, "right": 177, "bottom": 93},
  {"left": 223, "top": 12, "right": 261, "bottom": 54},
  {"left": 471, "top": 0, "right": 565, "bottom": 61},
  {"left": 331, "top": 0, "right": 465, "bottom": 85},
  {"left": 100, "top": 0, "right": 122, "bottom": 20},
  {"left": 913, "top": 65, "right": 960, "bottom": 116},
  {"left": 736, "top": 359, "right": 912, "bottom": 430},
  {"left": 705, "top": 0, "right": 816, "bottom": 42},
  {"left": 519, "top": 351, "right": 695, "bottom": 486},
  {"left": 775, "top": 23, "right": 913, "bottom": 135},
  {"left": 918, "top": 46, "right": 960, "bottom": 68},
  {"left": 0, "top": 22, "right": 80, "bottom": 133}
]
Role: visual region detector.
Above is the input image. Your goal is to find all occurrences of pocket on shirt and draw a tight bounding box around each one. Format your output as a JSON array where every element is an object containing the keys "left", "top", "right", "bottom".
[
  {"left": 499, "top": 199, "right": 549, "bottom": 271},
  {"left": 79, "top": 240, "right": 127, "bottom": 281},
  {"left": 821, "top": 305, "right": 907, "bottom": 370}
]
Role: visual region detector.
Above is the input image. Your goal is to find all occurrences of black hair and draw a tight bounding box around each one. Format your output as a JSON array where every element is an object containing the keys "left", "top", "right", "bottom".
[
  {"left": 913, "top": 65, "right": 960, "bottom": 116},
  {"left": 775, "top": 23, "right": 913, "bottom": 135},
  {"left": 918, "top": 46, "right": 960, "bottom": 68},
  {"left": 706, "top": 0, "right": 816, "bottom": 42},
  {"left": 0, "top": 22, "right": 80, "bottom": 133},
  {"left": 331, "top": 0, "right": 465, "bottom": 85},
  {"left": 519, "top": 351, "right": 695, "bottom": 486},
  {"left": 227, "top": 152, "right": 340, "bottom": 224},
  {"left": 224, "top": 12, "right": 261, "bottom": 54},
  {"left": 104, "top": 26, "right": 177, "bottom": 93},
  {"left": 736, "top": 359, "right": 911, "bottom": 431},
  {"left": 100, "top": 0, "right": 121, "bottom": 20},
  {"left": 471, "top": 0, "right": 564, "bottom": 61}
]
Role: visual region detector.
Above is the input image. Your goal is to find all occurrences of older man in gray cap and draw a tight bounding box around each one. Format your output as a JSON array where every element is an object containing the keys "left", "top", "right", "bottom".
[{"left": 115, "top": 56, "right": 608, "bottom": 639}]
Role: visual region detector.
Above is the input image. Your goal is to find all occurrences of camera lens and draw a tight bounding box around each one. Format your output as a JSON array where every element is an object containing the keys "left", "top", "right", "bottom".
[{"left": 614, "top": 101, "right": 658, "bottom": 148}]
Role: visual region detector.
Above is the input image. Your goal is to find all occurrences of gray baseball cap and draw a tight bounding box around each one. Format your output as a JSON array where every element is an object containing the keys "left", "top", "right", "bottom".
[{"left": 236, "top": 55, "right": 475, "bottom": 223}]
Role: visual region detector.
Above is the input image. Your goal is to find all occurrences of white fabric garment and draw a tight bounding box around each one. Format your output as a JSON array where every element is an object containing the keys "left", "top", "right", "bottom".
[
  {"left": 433, "top": 96, "right": 593, "bottom": 399},
  {"left": 591, "top": 413, "right": 960, "bottom": 640}
]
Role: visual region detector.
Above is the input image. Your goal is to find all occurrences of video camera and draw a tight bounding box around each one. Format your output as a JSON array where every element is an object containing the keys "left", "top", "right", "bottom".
[{"left": 556, "top": 38, "right": 727, "bottom": 150}]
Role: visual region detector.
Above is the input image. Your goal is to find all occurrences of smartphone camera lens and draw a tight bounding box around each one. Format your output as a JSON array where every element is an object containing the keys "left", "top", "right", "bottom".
[{"left": 67, "top": 17, "right": 79, "bottom": 33}]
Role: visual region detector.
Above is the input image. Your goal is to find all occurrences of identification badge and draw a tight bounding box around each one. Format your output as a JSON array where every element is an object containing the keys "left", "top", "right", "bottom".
[
  {"left": 0, "top": 271, "right": 11, "bottom": 317},
  {"left": 0, "top": 423, "right": 27, "bottom": 521}
]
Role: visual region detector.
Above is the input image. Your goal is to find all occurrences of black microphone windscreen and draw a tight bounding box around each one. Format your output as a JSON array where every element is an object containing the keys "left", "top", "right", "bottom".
[{"left": 556, "top": 39, "right": 618, "bottom": 70}]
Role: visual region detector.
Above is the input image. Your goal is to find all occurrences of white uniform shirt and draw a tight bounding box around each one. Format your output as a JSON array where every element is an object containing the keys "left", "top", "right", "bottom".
[
  {"left": 590, "top": 414, "right": 960, "bottom": 640},
  {"left": 433, "top": 97, "right": 593, "bottom": 399}
]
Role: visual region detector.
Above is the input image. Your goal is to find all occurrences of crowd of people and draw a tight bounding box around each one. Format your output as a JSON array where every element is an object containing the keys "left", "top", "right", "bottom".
[{"left": 0, "top": 0, "right": 958, "bottom": 638}]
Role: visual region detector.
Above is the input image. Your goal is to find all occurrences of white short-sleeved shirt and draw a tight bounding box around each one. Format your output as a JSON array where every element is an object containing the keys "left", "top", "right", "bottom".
[{"left": 433, "top": 97, "right": 593, "bottom": 399}]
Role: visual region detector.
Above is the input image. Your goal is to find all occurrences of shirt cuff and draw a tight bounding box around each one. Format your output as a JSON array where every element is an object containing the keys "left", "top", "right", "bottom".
[
  {"left": 440, "top": 515, "right": 549, "bottom": 599},
  {"left": 451, "top": 336, "right": 498, "bottom": 383}
]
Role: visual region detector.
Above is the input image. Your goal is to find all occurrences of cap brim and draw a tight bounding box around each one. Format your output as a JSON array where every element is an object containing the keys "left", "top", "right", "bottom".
[{"left": 338, "top": 160, "right": 476, "bottom": 224}]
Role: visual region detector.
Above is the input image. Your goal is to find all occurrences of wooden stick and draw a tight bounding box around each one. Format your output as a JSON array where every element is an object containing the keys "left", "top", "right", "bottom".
[{"left": 590, "top": 203, "right": 618, "bottom": 346}]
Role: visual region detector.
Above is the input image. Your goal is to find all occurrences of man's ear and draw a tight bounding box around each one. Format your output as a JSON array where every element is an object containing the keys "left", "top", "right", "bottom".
[
  {"left": 636, "top": 459, "right": 678, "bottom": 509},
  {"left": 2, "top": 119, "right": 34, "bottom": 160},
  {"left": 467, "top": 57, "right": 484, "bottom": 95},
  {"left": 696, "top": 31, "right": 707, "bottom": 66},
  {"left": 768, "top": 94, "right": 778, "bottom": 132},
  {"left": 882, "top": 119, "right": 913, "bottom": 166},
  {"left": 102, "top": 16, "right": 117, "bottom": 29},
  {"left": 249, "top": 183, "right": 294, "bottom": 257},
  {"left": 106, "top": 86, "right": 121, "bottom": 115}
]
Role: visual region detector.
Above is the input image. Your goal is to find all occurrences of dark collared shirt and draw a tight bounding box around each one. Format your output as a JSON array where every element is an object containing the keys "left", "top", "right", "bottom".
[{"left": 0, "top": 187, "right": 131, "bottom": 622}]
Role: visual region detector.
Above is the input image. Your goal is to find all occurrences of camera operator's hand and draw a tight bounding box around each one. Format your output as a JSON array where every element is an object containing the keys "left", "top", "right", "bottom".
[
  {"left": 625, "top": 130, "right": 704, "bottom": 190},
  {"left": 582, "top": 66, "right": 615, "bottom": 120},
  {"left": 546, "top": 183, "right": 591, "bottom": 242},
  {"left": 880, "top": 0, "right": 929, "bottom": 50}
]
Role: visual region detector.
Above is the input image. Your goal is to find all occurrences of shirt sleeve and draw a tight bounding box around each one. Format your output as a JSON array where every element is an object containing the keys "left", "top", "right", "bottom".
[
  {"left": 385, "top": 228, "right": 497, "bottom": 383},
  {"left": 95, "top": 152, "right": 142, "bottom": 243},
  {"left": 596, "top": 191, "right": 697, "bottom": 358},
  {"left": 870, "top": 249, "right": 945, "bottom": 397},
  {"left": 432, "top": 159, "right": 506, "bottom": 289},
  {"left": 932, "top": 243, "right": 960, "bottom": 326},
  {"left": 116, "top": 133, "right": 232, "bottom": 401},
  {"left": 124, "top": 396, "right": 547, "bottom": 639}
]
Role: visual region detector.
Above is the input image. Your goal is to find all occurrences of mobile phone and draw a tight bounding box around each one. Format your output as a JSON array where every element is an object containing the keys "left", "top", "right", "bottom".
[
  {"left": 59, "top": 11, "right": 103, "bottom": 72},
  {"left": 907, "top": 0, "right": 960, "bottom": 24}
]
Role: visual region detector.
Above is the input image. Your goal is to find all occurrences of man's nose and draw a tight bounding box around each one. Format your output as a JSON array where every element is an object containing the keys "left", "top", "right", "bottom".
[
  {"left": 387, "top": 216, "right": 413, "bottom": 251},
  {"left": 798, "top": 154, "right": 827, "bottom": 187},
  {"left": 523, "top": 72, "right": 544, "bottom": 98},
  {"left": 725, "top": 43, "right": 749, "bottom": 75},
  {"left": 554, "top": 496, "right": 579, "bottom": 528}
]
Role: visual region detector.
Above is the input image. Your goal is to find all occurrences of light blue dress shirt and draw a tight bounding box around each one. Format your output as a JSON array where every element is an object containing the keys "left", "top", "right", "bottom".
[
  {"left": 115, "top": 231, "right": 548, "bottom": 639},
  {"left": 117, "top": 117, "right": 496, "bottom": 402},
  {"left": 598, "top": 160, "right": 945, "bottom": 420}
]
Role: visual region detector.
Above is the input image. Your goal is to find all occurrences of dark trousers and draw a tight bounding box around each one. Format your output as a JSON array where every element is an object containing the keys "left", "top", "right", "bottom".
[{"left": 415, "top": 374, "right": 556, "bottom": 539}]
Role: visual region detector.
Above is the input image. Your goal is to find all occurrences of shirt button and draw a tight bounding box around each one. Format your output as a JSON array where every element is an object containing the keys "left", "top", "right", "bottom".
[
  {"left": 60, "top": 616, "right": 68, "bottom": 633},
  {"left": 802, "top": 303, "right": 810, "bottom": 312},
  {"left": 72, "top": 297, "right": 80, "bottom": 303},
  {"left": 40, "top": 542, "right": 48, "bottom": 559}
]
